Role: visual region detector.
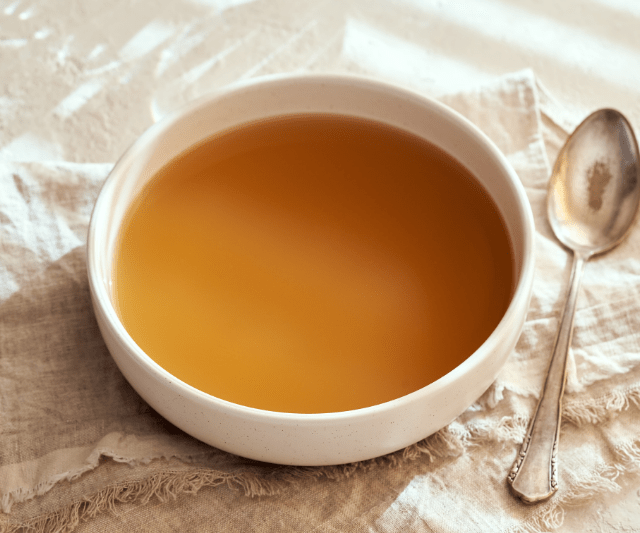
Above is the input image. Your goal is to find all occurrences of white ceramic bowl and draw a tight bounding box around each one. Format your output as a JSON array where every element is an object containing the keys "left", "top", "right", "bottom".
[{"left": 87, "top": 74, "right": 535, "bottom": 466}]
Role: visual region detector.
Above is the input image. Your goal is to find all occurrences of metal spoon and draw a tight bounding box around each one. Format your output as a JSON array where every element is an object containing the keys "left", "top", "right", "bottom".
[{"left": 507, "top": 109, "right": 640, "bottom": 504}]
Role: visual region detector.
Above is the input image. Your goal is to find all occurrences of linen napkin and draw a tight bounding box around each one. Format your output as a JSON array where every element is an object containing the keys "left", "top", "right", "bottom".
[{"left": 2, "top": 69, "right": 640, "bottom": 533}]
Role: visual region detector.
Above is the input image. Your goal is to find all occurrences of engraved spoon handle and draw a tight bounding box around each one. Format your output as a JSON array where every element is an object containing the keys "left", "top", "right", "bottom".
[{"left": 508, "top": 252, "right": 587, "bottom": 504}]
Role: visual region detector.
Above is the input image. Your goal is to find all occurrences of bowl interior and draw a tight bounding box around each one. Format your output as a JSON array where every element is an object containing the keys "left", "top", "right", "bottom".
[{"left": 90, "top": 74, "right": 533, "bottom": 414}]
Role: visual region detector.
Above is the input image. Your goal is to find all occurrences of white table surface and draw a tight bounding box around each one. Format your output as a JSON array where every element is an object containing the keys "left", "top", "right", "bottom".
[{"left": 2, "top": 0, "right": 640, "bottom": 530}]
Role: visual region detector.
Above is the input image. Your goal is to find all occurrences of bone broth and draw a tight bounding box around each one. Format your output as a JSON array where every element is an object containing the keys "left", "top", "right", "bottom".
[{"left": 112, "top": 114, "right": 513, "bottom": 414}]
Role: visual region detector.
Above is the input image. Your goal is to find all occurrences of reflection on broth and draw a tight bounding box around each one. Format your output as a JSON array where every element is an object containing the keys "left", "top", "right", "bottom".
[{"left": 113, "top": 114, "right": 513, "bottom": 413}]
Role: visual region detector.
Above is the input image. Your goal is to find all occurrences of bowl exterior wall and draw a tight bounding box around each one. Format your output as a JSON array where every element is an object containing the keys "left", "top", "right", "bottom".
[{"left": 91, "top": 294, "right": 527, "bottom": 465}]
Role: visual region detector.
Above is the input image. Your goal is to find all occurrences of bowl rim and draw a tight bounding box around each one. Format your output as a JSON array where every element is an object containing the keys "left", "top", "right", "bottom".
[{"left": 87, "top": 71, "right": 536, "bottom": 423}]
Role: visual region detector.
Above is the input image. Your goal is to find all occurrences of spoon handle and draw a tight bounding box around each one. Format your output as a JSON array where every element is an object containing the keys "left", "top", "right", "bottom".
[{"left": 507, "top": 252, "right": 586, "bottom": 504}]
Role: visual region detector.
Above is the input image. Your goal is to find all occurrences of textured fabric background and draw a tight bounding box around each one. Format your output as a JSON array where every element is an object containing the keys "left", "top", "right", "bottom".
[{"left": 2, "top": 70, "right": 640, "bottom": 532}]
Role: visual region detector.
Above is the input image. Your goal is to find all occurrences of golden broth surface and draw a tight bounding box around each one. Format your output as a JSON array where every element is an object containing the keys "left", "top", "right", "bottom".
[{"left": 113, "top": 114, "right": 513, "bottom": 413}]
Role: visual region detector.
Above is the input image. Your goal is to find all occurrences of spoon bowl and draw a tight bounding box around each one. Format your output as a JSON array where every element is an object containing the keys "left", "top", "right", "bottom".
[
  {"left": 548, "top": 109, "right": 640, "bottom": 256},
  {"left": 508, "top": 109, "right": 640, "bottom": 503}
]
